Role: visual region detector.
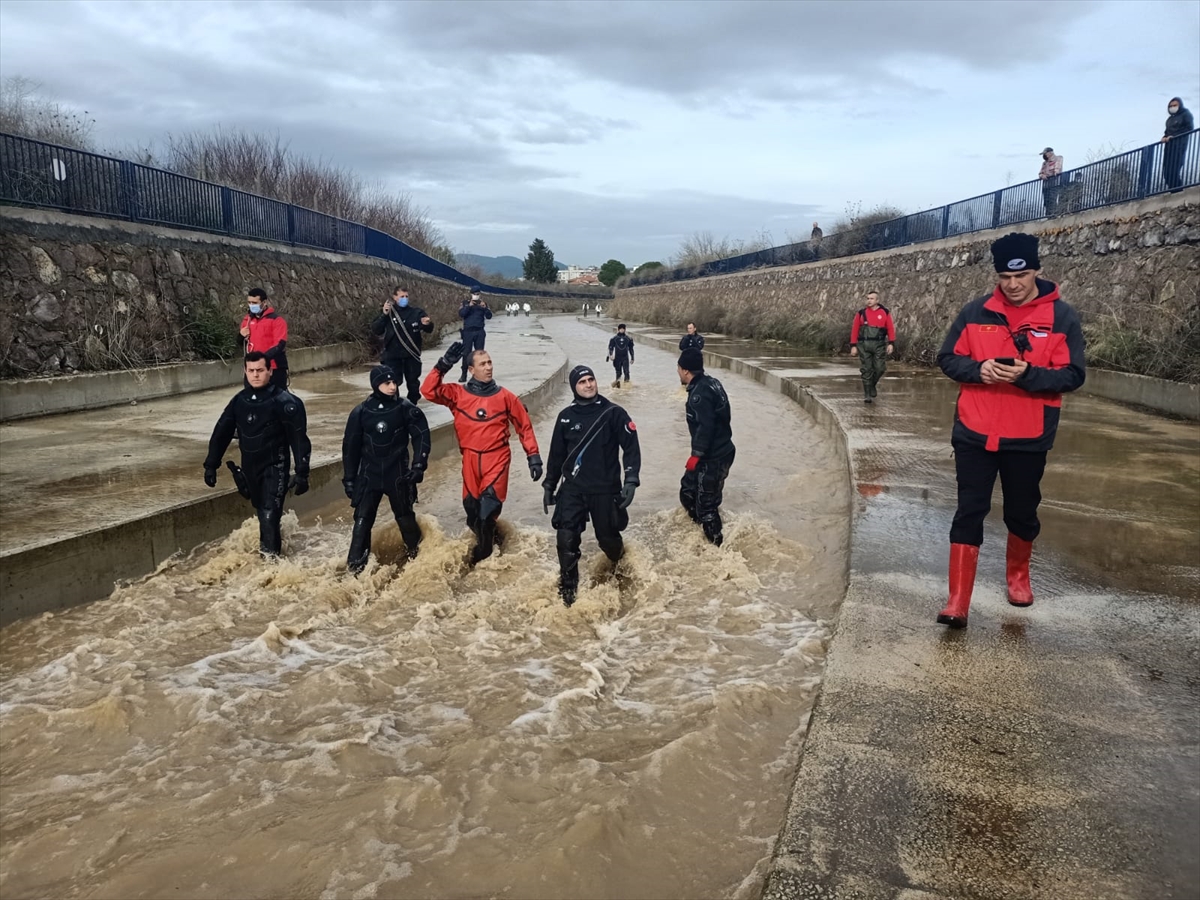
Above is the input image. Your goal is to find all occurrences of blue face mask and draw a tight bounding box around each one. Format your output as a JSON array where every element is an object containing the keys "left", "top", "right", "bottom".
[
  {"left": 248, "top": 304, "right": 262, "bottom": 315},
  {"left": 398, "top": 297, "right": 409, "bottom": 308}
]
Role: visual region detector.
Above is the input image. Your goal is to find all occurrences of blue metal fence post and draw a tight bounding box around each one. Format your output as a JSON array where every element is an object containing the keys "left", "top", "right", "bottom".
[
  {"left": 220, "top": 186, "right": 234, "bottom": 234},
  {"left": 992, "top": 190, "right": 1003, "bottom": 229},
  {"left": 286, "top": 207, "right": 296, "bottom": 244},
  {"left": 940, "top": 205, "right": 950, "bottom": 239},
  {"left": 1136, "top": 146, "right": 1155, "bottom": 199},
  {"left": 118, "top": 160, "right": 138, "bottom": 221}
]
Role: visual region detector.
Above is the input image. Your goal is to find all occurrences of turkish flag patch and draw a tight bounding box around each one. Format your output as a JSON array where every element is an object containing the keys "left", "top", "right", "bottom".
[{"left": 626, "top": 421, "right": 637, "bottom": 432}]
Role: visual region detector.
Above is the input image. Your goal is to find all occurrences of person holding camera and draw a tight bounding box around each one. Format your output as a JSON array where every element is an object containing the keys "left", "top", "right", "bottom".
[
  {"left": 421, "top": 341, "right": 542, "bottom": 564},
  {"left": 341, "top": 364, "right": 432, "bottom": 573},
  {"left": 372, "top": 287, "right": 433, "bottom": 404},
  {"left": 203, "top": 352, "right": 312, "bottom": 559},
  {"left": 457, "top": 289, "right": 493, "bottom": 383},
  {"left": 935, "top": 232, "right": 1086, "bottom": 629}
]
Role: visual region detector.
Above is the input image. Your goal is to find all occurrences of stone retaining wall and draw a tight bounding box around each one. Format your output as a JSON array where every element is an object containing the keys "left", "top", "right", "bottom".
[
  {"left": 0, "top": 207, "right": 554, "bottom": 378},
  {"left": 611, "top": 189, "right": 1200, "bottom": 382}
]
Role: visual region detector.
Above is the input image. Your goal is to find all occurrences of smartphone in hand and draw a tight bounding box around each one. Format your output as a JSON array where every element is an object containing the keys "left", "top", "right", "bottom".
[{"left": 994, "top": 357, "right": 1015, "bottom": 366}]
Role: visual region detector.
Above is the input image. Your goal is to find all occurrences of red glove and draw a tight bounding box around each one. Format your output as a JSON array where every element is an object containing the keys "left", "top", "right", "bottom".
[{"left": 685, "top": 455, "right": 700, "bottom": 472}]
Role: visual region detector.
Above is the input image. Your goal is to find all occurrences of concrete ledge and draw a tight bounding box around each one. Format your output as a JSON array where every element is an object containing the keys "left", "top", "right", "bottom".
[
  {"left": 0, "top": 342, "right": 365, "bottom": 421},
  {"left": 1082, "top": 368, "right": 1200, "bottom": 420},
  {"left": 0, "top": 353, "right": 569, "bottom": 626}
]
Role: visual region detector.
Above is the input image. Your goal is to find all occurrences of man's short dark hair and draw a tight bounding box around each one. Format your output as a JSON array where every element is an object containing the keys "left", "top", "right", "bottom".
[
  {"left": 248, "top": 288, "right": 268, "bottom": 301},
  {"left": 394, "top": 286, "right": 406, "bottom": 295},
  {"left": 867, "top": 290, "right": 878, "bottom": 295},
  {"left": 617, "top": 323, "right": 627, "bottom": 330},
  {"left": 244, "top": 351, "right": 268, "bottom": 364},
  {"left": 467, "top": 349, "right": 488, "bottom": 368}
]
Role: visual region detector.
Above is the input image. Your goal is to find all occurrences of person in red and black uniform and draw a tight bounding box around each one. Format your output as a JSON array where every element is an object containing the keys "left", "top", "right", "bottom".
[
  {"left": 849, "top": 290, "right": 896, "bottom": 403},
  {"left": 935, "top": 232, "right": 1086, "bottom": 628},
  {"left": 240, "top": 288, "right": 289, "bottom": 389},
  {"left": 422, "top": 341, "right": 543, "bottom": 563}
]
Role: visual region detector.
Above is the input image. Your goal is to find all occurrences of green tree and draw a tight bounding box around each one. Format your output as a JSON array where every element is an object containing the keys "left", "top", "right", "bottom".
[
  {"left": 598, "top": 259, "right": 628, "bottom": 287},
  {"left": 523, "top": 238, "right": 558, "bottom": 283},
  {"left": 634, "top": 261, "right": 664, "bottom": 274}
]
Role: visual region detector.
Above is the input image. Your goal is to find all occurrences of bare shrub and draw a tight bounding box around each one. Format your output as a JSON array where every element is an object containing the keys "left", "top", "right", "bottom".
[
  {"left": 0, "top": 77, "right": 96, "bottom": 150},
  {"left": 823, "top": 202, "right": 906, "bottom": 257}
]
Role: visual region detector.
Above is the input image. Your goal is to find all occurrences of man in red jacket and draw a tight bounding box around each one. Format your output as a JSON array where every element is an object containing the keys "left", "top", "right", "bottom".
[
  {"left": 849, "top": 290, "right": 896, "bottom": 403},
  {"left": 935, "top": 232, "right": 1086, "bottom": 628},
  {"left": 240, "top": 288, "right": 289, "bottom": 389},
  {"left": 422, "top": 341, "right": 543, "bottom": 563}
]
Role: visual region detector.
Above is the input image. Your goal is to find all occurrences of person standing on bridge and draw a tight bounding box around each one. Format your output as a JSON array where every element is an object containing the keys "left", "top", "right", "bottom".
[
  {"left": 679, "top": 322, "right": 705, "bottom": 352},
  {"left": 607, "top": 323, "right": 635, "bottom": 388},
  {"left": 422, "top": 341, "right": 543, "bottom": 564},
  {"left": 1038, "top": 147, "right": 1063, "bottom": 218},
  {"left": 677, "top": 347, "right": 735, "bottom": 547},
  {"left": 1161, "top": 96, "right": 1194, "bottom": 192},
  {"left": 457, "top": 289, "right": 492, "bottom": 383},
  {"left": 240, "top": 288, "right": 289, "bottom": 389},
  {"left": 849, "top": 290, "right": 896, "bottom": 403},
  {"left": 543, "top": 365, "right": 641, "bottom": 606},
  {"left": 373, "top": 286, "right": 434, "bottom": 404},
  {"left": 203, "top": 352, "right": 312, "bottom": 559},
  {"left": 341, "top": 365, "right": 431, "bottom": 573},
  {"left": 935, "top": 232, "right": 1086, "bottom": 629}
]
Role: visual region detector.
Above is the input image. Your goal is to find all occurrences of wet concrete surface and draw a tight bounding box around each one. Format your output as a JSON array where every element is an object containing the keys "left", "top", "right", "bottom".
[
  {"left": 0, "top": 320, "right": 561, "bottom": 556},
  {"left": 602, "top": 319, "right": 1200, "bottom": 899}
]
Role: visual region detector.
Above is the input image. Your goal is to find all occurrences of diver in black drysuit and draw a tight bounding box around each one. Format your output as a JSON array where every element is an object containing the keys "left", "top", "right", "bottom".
[
  {"left": 606, "top": 325, "right": 635, "bottom": 386},
  {"left": 543, "top": 365, "right": 641, "bottom": 606},
  {"left": 204, "top": 352, "right": 312, "bottom": 557},
  {"left": 341, "top": 365, "right": 432, "bottom": 573}
]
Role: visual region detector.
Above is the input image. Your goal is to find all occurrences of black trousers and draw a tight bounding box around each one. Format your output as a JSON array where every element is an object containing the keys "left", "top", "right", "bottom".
[
  {"left": 950, "top": 442, "right": 1047, "bottom": 546},
  {"left": 269, "top": 366, "right": 289, "bottom": 390},
  {"left": 384, "top": 354, "right": 423, "bottom": 403},
  {"left": 553, "top": 486, "right": 627, "bottom": 588},
  {"left": 1163, "top": 135, "right": 1190, "bottom": 191},
  {"left": 247, "top": 462, "right": 289, "bottom": 556},
  {"left": 461, "top": 329, "right": 486, "bottom": 374},
  {"left": 680, "top": 450, "right": 735, "bottom": 544},
  {"left": 612, "top": 356, "right": 630, "bottom": 381}
]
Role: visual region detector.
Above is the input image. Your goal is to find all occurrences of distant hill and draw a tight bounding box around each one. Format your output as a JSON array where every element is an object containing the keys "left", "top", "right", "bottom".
[{"left": 459, "top": 253, "right": 567, "bottom": 280}]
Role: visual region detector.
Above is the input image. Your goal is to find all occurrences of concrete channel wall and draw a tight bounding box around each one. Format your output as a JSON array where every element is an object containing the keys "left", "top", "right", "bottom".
[
  {"left": 0, "top": 354, "right": 569, "bottom": 627},
  {"left": 0, "top": 341, "right": 363, "bottom": 421}
]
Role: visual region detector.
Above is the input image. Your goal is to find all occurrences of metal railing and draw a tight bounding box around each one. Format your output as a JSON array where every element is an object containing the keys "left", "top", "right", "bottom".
[
  {"left": 624, "top": 129, "right": 1200, "bottom": 286},
  {"left": 0, "top": 132, "right": 603, "bottom": 300}
]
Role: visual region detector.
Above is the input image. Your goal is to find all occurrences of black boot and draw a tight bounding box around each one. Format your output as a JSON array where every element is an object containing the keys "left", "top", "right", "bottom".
[
  {"left": 397, "top": 514, "right": 422, "bottom": 560},
  {"left": 471, "top": 516, "right": 497, "bottom": 563},
  {"left": 701, "top": 514, "right": 723, "bottom": 548},
  {"left": 257, "top": 507, "right": 283, "bottom": 558},
  {"left": 347, "top": 517, "right": 372, "bottom": 574}
]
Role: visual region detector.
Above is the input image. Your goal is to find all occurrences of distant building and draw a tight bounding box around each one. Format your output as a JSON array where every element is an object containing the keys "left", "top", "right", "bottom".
[{"left": 557, "top": 265, "right": 600, "bottom": 284}]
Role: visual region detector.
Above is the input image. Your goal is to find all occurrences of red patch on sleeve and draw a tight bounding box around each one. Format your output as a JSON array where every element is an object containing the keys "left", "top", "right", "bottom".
[{"left": 626, "top": 422, "right": 637, "bottom": 432}]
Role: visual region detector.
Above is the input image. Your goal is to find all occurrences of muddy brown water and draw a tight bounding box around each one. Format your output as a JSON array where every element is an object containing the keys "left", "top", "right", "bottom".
[{"left": 0, "top": 317, "right": 850, "bottom": 899}]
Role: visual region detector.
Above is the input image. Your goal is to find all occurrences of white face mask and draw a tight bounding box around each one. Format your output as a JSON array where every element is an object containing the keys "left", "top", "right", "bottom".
[{"left": 1169, "top": 105, "right": 1180, "bottom": 114}]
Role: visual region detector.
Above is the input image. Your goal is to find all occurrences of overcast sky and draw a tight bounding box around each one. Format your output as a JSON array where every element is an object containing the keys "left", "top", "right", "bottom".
[{"left": 2, "top": 0, "right": 1197, "bottom": 266}]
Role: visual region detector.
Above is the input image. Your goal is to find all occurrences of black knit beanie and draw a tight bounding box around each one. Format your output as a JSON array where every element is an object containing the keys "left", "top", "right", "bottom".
[
  {"left": 678, "top": 347, "right": 704, "bottom": 372},
  {"left": 991, "top": 232, "right": 1040, "bottom": 273}
]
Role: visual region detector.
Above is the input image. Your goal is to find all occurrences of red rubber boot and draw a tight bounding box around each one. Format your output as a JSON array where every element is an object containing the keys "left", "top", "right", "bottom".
[
  {"left": 1005, "top": 533, "right": 1035, "bottom": 607},
  {"left": 937, "top": 543, "right": 979, "bottom": 628}
]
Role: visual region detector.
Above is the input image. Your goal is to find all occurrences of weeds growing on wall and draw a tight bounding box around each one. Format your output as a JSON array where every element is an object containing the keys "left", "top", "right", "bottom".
[
  {"left": 1082, "top": 287, "right": 1200, "bottom": 383},
  {"left": 184, "top": 303, "right": 242, "bottom": 361}
]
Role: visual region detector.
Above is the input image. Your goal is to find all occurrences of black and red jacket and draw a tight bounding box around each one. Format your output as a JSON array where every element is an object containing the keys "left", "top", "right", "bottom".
[
  {"left": 937, "top": 279, "right": 1085, "bottom": 452},
  {"left": 240, "top": 306, "right": 288, "bottom": 371},
  {"left": 850, "top": 305, "right": 896, "bottom": 344}
]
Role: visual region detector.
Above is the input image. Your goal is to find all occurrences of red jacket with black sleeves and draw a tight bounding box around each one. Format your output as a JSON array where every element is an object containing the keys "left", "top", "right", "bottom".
[
  {"left": 937, "top": 279, "right": 1085, "bottom": 452},
  {"left": 240, "top": 307, "right": 288, "bottom": 371}
]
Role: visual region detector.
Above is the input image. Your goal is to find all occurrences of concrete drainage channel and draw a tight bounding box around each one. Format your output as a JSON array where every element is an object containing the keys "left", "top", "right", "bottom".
[{"left": 0, "top": 353, "right": 569, "bottom": 626}]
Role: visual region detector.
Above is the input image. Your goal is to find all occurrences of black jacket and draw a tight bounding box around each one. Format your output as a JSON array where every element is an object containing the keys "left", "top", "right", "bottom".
[
  {"left": 679, "top": 333, "right": 705, "bottom": 351},
  {"left": 459, "top": 302, "right": 493, "bottom": 331},
  {"left": 373, "top": 305, "right": 433, "bottom": 361},
  {"left": 685, "top": 373, "right": 734, "bottom": 460},
  {"left": 205, "top": 384, "right": 311, "bottom": 477},
  {"left": 546, "top": 395, "right": 641, "bottom": 494},
  {"left": 342, "top": 391, "right": 431, "bottom": 490},
  {"left": 1165, "top": 99, "right": 1195, "bottom": 138},
  {"left": 608, "top": 334, "right": 635, "bottom": 360}
]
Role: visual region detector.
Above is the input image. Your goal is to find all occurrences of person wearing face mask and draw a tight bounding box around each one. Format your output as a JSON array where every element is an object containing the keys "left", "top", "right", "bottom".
[
  {"left": 1161, "top": 97, "right": 1194, "bottom": 193},
  {"left": 341, "top": 364, "right": 432, "bottom": 573},
  {"left": 203, "top": 352, "right": 312, "bottom": 558},
  {"left": 421, "top": 341, "right": 542, "bottom": 564},
  {"left": 935, "top": 233, "right": 1086, "bottom": 629},
  {"left": 373, "top": 286, "right": 434, "bottom": 404},
  {"left": 542, "top": 365, "right": 641, "bottom": 606},
  {"left": 457, "top": 289, "right": 493, "bottom": 383},
  {"left": 239, "top": 288, "right": 289, "bottom": 389}
]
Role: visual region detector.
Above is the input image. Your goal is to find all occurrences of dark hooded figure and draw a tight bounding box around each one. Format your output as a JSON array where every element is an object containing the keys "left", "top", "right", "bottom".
[
  {"left": 341, "top": 364, "right": 432, "bottom": 573},
  {"left": 1161, "top": 97, "right": 1195, "bottom": 192},
  {"left": 677, "top": 347, "right": 735, "bottom": 547},
  {"left": 543, "top": 365, "right": 641, "bottom": 606}
]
